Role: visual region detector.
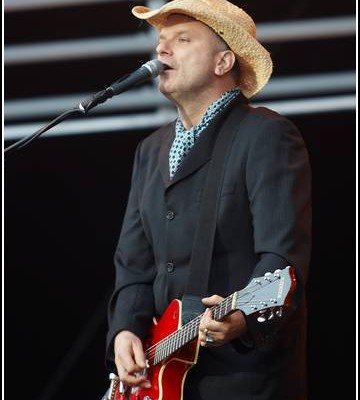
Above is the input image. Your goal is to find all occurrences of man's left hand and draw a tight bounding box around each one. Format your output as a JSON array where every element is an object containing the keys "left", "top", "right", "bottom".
[{"left": 199, "top": 295, "right": 248, "bottom": 347}]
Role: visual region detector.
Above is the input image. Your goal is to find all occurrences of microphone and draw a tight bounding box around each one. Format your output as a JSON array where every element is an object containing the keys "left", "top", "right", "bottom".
[{"left": 79, "top": 59, "right": 164, "bottom": 113}]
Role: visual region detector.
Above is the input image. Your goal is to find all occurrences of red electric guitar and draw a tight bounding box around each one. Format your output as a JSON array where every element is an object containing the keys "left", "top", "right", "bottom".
[{"left": 102, "top": 266, "right": 296, "bottom": 400}]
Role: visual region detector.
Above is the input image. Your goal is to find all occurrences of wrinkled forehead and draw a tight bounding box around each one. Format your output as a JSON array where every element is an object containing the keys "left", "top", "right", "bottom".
[{"left": 158, "top": 13, "right": 229, "bottom": 50}]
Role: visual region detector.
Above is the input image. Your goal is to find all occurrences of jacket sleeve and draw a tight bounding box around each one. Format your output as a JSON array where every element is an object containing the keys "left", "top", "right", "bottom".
[
  {"left": 244, "top": 112, "right": 312, "bottom": 344},
  {"left": 105, "top": 140, "right": 156, "bottom": 369}
]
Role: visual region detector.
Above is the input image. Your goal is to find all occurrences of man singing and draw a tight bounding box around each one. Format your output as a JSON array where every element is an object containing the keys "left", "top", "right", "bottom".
[{"left": 106, "top": 1, "right": 312, "bottom": 399}]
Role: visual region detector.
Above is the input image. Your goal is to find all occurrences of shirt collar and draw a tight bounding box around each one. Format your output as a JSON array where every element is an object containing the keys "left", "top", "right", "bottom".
[{"left": 175, "top": 88, "right": 241, "bottom": 139}]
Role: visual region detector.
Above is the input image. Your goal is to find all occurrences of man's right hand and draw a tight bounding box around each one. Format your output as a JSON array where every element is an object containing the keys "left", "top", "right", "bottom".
[{"left": 114, "top": 330, "right": 151, "bottom": 388}]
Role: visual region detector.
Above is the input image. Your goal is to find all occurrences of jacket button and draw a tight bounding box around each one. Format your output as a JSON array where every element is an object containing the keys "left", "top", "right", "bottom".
[
  {"left": 166, "top": 262, "right": 174, "bottom": 272},
  {"left": 166, "top": 210, "right": 175, "bottom": 220}
]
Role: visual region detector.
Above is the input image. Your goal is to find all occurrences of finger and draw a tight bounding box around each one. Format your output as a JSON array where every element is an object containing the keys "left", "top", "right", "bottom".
[
  {"left": 199, "top": 311, "right": 227, "bottom": 342},
  {"left": 198, "top": 326, "right": 208, "bottom": 344},
  {"left": 120, "top": 338, "right": 145, "bottom": 373},
  {"left": 199, "top": 309, "right": 213, "bottom": 345},
  {"left": 120, "top": 369, "right": 150, "bottom": 387},
  {"left": 199, "top": 308, "right": 212, "bottom": 333},
  {"left": 119, "top": 348, "right": 137, "bottom": 374},
  {"left": 116, "top": 362, "right": 151, "bottom": 388},
  {"left": 202, "top": 294, "right": 224, "bottom": 306},
  {"left": 132, "top": 338, "right": 146, "bottom": 369},
  {"left": 115, "top": 363, "right": 128, "bottom": 381}
]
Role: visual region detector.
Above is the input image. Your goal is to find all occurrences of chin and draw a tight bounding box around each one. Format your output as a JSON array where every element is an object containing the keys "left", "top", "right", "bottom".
[{"left": 158, "top": 82, "right": 175, "bottom": 97}]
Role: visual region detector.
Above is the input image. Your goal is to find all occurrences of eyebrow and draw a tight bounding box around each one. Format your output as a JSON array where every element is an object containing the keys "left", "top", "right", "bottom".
[{"left": 158, "top": 29, "right": 192, "bottom": 40}]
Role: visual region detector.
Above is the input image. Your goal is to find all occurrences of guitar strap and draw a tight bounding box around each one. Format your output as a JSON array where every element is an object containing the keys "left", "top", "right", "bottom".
[{"left": 181, "top": 97, "right": 248, "bottom": 324}]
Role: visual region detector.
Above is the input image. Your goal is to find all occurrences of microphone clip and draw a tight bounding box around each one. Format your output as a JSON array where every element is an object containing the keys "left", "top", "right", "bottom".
[{"left": 78, "top": 86, "right": 114, "bottom": 114}]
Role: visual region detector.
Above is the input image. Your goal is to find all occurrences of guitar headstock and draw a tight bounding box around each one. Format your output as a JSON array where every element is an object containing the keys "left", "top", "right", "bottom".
[{"left": 235, "top": 266, "right": 296, "bottom": 322}]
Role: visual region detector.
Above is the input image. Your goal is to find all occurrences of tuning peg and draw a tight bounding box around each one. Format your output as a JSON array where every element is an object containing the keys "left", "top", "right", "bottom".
[
  {"left": 267, "top": 310, "right": 275, "bottom": 320},
  {"left": 257, "top": 309, "right": 267, "bottom": 322},
  {"left": 257, "top": 315, "right": 267, "bottom": 322},
  {"left": 276, "top": 307, "right": 283, "bottom": 317},
  {"left": 273, "top": 269, "right": 282, "bottom": 278},
  {"left": 264, "top": 272, "right": 272, "bottom": 281}
]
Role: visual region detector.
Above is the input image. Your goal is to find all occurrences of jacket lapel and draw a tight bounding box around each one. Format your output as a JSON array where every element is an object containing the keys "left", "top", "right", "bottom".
[
  {"left": 159, "top": 94, "right": 248, "bottom": 189},
  {"left": 158, "top": 121, "right": 176, "bottom": 188},
  {"left": 169, "top": 116, "right": 221, "bottom": 187}
]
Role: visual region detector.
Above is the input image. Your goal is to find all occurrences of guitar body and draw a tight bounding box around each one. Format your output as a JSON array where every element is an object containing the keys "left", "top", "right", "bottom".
[
  {"left": 116, "top": 299, "right": 199, "bottom": 400},
  {"left": 102, "top": 267, "right": 295, "bottom": 400}
]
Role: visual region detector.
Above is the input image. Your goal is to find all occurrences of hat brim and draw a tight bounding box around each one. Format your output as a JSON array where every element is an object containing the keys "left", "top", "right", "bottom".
[{"left": 132, "top": 1, "right": 272, "bottom": 98}]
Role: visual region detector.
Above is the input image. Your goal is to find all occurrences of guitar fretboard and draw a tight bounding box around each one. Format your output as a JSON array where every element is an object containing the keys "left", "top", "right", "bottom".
[{"left": 148, "top": 293, "right": 235, "bottom": 366}]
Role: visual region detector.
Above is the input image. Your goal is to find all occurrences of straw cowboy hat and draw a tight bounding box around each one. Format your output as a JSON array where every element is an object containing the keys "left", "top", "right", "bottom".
[{"left": 132, "top": 0, "right": 273, "bottom": 98}]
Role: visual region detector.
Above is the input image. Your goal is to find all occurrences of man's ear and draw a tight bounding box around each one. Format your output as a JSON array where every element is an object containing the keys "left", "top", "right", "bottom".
[{"left": 214, "top": 50, "right": 236, "bottom": 77}]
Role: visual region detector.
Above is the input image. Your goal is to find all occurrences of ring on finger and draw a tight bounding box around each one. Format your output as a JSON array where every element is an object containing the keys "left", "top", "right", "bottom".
[{"left": 205, "top": 334, "right": 215, "bottom": 344}]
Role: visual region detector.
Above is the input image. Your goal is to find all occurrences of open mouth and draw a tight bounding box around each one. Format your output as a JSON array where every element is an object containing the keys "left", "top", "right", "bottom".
[{"left": 161, "top": 62, "right": 173, "bottom": 71}]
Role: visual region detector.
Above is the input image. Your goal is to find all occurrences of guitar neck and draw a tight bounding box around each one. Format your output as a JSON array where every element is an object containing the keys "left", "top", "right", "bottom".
[{"left": 148, "top": 294, "right": 235, "bottom": 366}]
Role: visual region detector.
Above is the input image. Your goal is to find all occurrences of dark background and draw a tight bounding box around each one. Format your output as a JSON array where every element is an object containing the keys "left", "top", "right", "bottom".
[{"left": 4, "top": 1, "right": 356, "bottom": 399}]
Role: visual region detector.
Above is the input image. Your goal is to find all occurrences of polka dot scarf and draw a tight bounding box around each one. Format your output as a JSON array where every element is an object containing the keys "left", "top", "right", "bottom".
[{"left": 169, "top": 88, "right": 240, "bottom": 178}]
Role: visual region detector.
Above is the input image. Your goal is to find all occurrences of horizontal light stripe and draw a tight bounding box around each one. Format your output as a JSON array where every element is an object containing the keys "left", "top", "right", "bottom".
[
  {"left": 4, "top": 0, "right": 129, "bottom": 12},
  {"left": 4, "top": 71, "right": 356, "bottom": 120},
  {"left": 4, "top": 95, "right": 356, "bottom": 141},
  {"left": 4, "top": 16, "right": 356, "bottom": 65},
  {"left": 257, "top": 15, "right": 356, "bottom": 42}
]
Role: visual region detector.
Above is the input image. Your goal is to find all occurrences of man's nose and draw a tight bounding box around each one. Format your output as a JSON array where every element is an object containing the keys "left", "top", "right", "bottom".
[{"left": 156, "top": 40, "right": 172, "bottom": 56}]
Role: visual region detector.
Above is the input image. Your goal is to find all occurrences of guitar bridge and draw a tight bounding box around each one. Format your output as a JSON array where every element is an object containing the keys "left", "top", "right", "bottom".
[{"left": 102, "top": 372, "right": 120, "bottom": 400}]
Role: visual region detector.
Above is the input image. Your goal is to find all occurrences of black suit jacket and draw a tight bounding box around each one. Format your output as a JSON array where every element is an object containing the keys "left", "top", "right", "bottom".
[{"left": 106, "top": 97, "right": 312, "bottom": 399}]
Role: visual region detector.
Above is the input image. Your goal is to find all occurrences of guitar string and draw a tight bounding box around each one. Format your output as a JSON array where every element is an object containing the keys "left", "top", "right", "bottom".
[
  {"left": 145, "top": 293, "right": 252, "bottom": 364},
  {"left": 144, "top": 279, "right": 281, "bottom": 364},
  {"left": 145, "top": 299, "right": 262, "bottom": 363},
  {"left": 144, "top": 297, "right": 233, "bottom": 363},
  {"left": 144, "top": 279, "right": 280, "bottom": 364}
]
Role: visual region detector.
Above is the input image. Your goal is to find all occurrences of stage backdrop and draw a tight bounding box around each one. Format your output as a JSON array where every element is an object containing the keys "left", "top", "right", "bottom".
[{"left": 4, "top": 0, "right": 356, "bottom": 399}]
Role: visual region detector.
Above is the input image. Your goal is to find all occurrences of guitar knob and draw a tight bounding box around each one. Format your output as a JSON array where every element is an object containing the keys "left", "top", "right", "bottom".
[
  {"left": 144, "top": 397, "right": 152, "bottom": 400},
  {"left": 276, "top": 308, "right": 283, "bottom": 317}
]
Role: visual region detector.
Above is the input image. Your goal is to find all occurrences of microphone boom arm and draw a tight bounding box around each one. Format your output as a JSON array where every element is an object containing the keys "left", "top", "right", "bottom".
[{"left": 4, "top": 60, "right": 164, "bottom": 157}]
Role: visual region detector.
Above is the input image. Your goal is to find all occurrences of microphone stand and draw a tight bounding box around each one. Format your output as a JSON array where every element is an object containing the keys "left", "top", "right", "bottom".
[
  {"left": 3, "top": 72, "right": 134, "bottom": 158},
  {"left": 4, "top": 60, "right": 163, "bottom": 158},
  {"left": 4, "top": 108, "right": 85, "bottom": 157}
]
